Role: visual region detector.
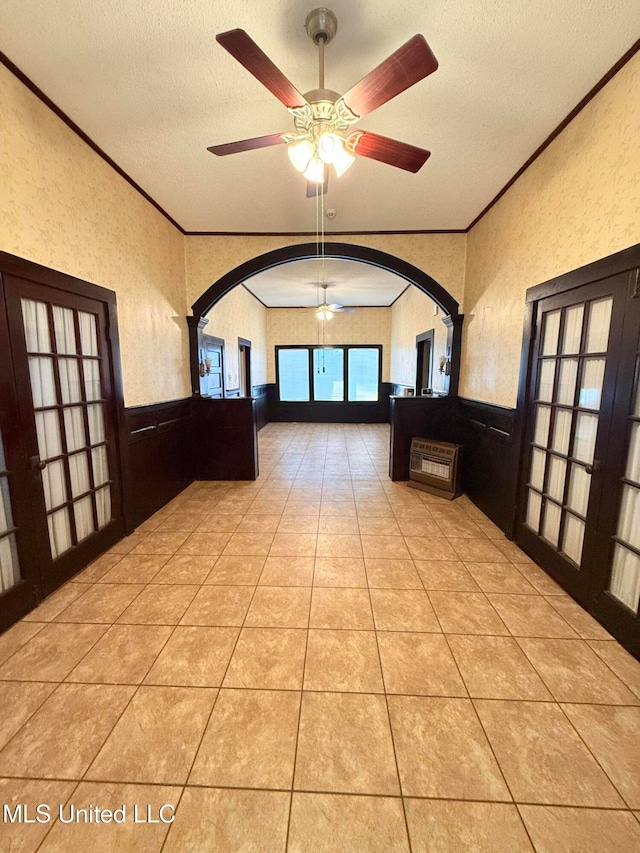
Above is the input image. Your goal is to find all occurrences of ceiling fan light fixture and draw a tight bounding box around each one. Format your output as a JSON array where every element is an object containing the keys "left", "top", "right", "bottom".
[
  {"left": 318, "top": 131, "right": 342, "bottom": 164},
  {"left": 303, "top": 155, "right": 326, "bottom": 183},
  {"left": 316, "top": 306, "right": 333, "bottom": 321},
  {"left": 332, "top": 145, "right": 355, "bottom": 177},
  {"left": 287, "top": 139, "right": 314, "bottom": 172}
]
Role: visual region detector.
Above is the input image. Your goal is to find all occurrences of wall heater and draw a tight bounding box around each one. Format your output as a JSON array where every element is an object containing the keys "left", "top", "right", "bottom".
[{"left": 408, "top": 438, "right": 462, "bottom": 500}]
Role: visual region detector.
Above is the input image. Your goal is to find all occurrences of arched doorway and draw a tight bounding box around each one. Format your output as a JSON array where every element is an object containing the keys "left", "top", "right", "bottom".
[{"left": 187, "top": 241, "right": 464, "bottom": 397}]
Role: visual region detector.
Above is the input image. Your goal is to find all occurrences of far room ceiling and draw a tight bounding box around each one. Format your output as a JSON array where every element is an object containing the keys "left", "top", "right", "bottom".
[{"left": 1, "top": 1, "right": 638, "bottom": 233}]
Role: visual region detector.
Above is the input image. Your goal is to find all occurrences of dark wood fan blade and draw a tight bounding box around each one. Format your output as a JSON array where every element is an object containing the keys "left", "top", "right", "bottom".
[
  {"left": 216, "top": 29, "right": 307, "bottom": 110},
  {"left": 341, "top": 35, "right": 438, "bottom": 119},
  {"left": 207, "top": 134, "right": 287, "bottom": 156},
  {"left": 349, "top": 131, "right": 430, "bottom": 172},
  {"left": 306, "top": 165, "right": 329, "bottom": 197}
]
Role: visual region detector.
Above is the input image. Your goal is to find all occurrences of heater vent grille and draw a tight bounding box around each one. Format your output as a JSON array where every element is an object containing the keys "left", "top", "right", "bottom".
[{"left": 409, "top": 438, "right": 462, "bottom": 500}]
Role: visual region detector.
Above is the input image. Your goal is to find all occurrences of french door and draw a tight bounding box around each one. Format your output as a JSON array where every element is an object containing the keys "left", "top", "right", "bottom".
[
  {"left": 0, "top": 259, "right": 124, "bottom": 627},
  {"left": 518, "top": 254, "right": 640, "bottom": 657}
]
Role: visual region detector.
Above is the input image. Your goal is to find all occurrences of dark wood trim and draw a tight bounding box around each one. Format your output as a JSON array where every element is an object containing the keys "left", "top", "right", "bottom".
[
  {"left": 442, "top": 313, "right": 464, "bottom": 396},
  {"left": 251, "top": 384, "right": 271, "bottom": 431},
  {"left": 0, "top": 252, "right": 118, "bottom": 305},
  {"left": 191, "top": 242, "right": 459, "bottom": 318},
  {"left": 415, "top": 329, "right": 434, "bottom": 393},
  {"left": 525, "top": 244, "right": 640, "bottom": 303},
  {"left": 467, "top": 38, "right": 640, "bottom": 232},
  {"left": 0, "top": 52, "right": 185, "bottom": 235},
  {"left": 241, "top": 284, "right": 269, "bottom": 308},
  {"left": 185, "top": 230, "right": 467, "bottom": 236},
  {"left": 389, "top": 396, "right": 458, "bottom": 480},
  {"left": 187, "top": 315, "right": 208, "bottom": 396}
]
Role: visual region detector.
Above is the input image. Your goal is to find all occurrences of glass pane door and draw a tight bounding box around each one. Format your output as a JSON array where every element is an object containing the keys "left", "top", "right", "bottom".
[
  {"left": 0, "top": 430, "right": 21, "bottom": 594},
  {"left": 21, "top": 298, "right": 113, "bottom": 561},
  {"left": 608, "top": 361, "right": 640, "bottom": 613},
  {"left": 524, "top": 296, "right": 613, "bottom": 568}
]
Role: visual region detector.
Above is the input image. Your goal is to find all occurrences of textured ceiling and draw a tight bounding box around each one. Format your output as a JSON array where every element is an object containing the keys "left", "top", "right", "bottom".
[
  {"left": 243, "top": 258, "right": 409, "bottom": 307},
  {"left": 1, "top": 1, "right": 639, "bottom": 233}
]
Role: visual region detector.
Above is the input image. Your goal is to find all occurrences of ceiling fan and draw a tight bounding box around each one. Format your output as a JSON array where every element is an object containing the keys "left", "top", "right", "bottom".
[
  {"left": 208, "top": 7, "right": 438, "bottom": 196},
  {"left": 315, "top": 283, "right": 354, "bottom": 320}
]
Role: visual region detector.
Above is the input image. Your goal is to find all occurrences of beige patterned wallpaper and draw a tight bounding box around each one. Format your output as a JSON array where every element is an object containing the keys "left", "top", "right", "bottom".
[
  {"left": 1, "top": 65, "right": 190, "bottom": 408},
  {"left": 463, "top": 50, "right": 640, "bottom": 407},
  {"left": 266, "top": 307, "right": 392, "bottom": 383},
  {"left": 390, "top": 286, "right": 449, "bottom": 391},
  {"left": 203, "top": 285, "right": 267, "bottom": 388}
]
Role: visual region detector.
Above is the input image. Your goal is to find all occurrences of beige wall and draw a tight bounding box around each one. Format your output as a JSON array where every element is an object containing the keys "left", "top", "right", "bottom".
[
  {"left": 390, "top": 286, "right": 449, "bottom": 391},
  {"left": 266, "top": 307, "right": 392, "bottom": 384},
  {"left": 203, "top": 285, "right": 267, "bottom": 388},
  {"left": 1, "top": 64, "right": 190, "bottom": 408},
  {"left": 462, "top": 51, "right": 640, "bottom": 407}
]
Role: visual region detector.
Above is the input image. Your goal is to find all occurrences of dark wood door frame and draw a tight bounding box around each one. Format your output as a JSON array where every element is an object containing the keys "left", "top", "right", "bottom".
[
  {"left": 416, "top": 329, "right": 434, "bottom": 393},
  {"left": 239, "top": 337, "right": 252, "bottom": 397},
  {"left": 0, "top": 251, "right": 130, "bottom": 620}
]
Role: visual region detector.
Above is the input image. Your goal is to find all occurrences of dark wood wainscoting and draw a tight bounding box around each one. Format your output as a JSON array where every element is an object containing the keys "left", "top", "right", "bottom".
[
  {"left": 389, "top": 396, "right": 458, "bottom": 480},
  {"left": 193, "top": 397, "right": 259, "bottom": 480},
  {"left": 124, "top": 399, "right": 194, "bottom": 530},
  {"left": 268, "top": 383, "right": 395, "bottom": 424},
  {"left": 457, "top": 399, "right": 520, "bottom": 537},
  {"left": 252, "top": 384, "right": 270, "bottom": 431}
]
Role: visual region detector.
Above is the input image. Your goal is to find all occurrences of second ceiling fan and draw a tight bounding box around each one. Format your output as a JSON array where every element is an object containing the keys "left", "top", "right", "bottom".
[{"left": 208, "top": 7, "right": 438, "bottom": 195}]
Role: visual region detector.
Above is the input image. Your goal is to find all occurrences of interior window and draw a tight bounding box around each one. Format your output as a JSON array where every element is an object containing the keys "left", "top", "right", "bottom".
[
  {"left": 313, "top": 348, "right": 344, "bottom": 401},
  {"left": 348, "top": 348, "right": 379, "bottom": 401},
  {"left": 278, "top": 346, "right": 380, "bottom": 402},
  {"left": 278, "top": 348, "right": 310, "bottom": 401}
]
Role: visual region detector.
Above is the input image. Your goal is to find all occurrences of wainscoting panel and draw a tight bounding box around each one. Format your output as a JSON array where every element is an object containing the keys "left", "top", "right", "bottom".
[
  {"left": 389, "top": 396, "right": 458, "bottom": 481},
  {"left": 252, "top": 384, "right": 270, "bottom": 432},
  {"left": 125, "top": 399, "right": 194, "bottom": 530},
  {"left": 457, "top": 399, "right": 520, "bottom": 537},
  {"left": 268, "top": 383, "right": 394, "bottom": 424},
  {"left": 193, "top": 397, "right": 259, "bottom": 480}
]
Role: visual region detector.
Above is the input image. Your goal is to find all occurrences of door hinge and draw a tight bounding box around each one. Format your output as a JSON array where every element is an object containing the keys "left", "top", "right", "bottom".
[{"left": 631, "top": 269, "right": 640, "bottom": 299}]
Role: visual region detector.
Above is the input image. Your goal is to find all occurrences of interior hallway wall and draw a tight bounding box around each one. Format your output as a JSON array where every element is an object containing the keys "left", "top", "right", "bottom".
[
  {"left": 0, "top": 64, "right": 190, "bottom": 407},
  {"left": 203, "top": 285, "right": 267, "bottom": 389},
  {"left": 463, "top": 50, "right": 640, "bottom": 407},
  {"left": 390, "top": 286, "right": 449, "bottom": 391}
]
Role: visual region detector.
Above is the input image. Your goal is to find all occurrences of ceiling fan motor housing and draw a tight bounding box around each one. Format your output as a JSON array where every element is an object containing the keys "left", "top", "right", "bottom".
[{"left": 305, "top": 8, "right": 338, "bottom": 45}]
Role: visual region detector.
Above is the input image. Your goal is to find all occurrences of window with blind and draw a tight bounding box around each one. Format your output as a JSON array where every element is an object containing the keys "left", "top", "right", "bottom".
[{"left": 277, "top": 346, "right": 381, "bottom": 402}]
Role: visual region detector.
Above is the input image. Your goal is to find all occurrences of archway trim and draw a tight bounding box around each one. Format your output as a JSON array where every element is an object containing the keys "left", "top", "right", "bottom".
[{"left": 191, "top": 241, "right": 459, "bottom": 318}]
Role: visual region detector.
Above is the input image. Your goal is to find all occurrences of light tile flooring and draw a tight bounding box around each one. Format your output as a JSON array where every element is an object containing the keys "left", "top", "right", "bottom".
[{"left": 1, "top": 423, "right": 640, "bottom": 851}]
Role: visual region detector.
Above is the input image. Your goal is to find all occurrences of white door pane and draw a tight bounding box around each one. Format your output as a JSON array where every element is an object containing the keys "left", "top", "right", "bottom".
[
  {"left": 96, "top": 486, "right": 111, "bottom": 529},
  {"left": 58, "top": 358, "right": 82, "bottom": 404},
  {"left": 28, "top": 357, "right": 56, "bottom": 407},
  {"left": 567, "top": 464, "right": 591, "bottom": 516},
  {"left": 83, "top": 360, "right": 102, "bottom": 400},
  {"left": 579, "top": 358, "right": 606, "bottom": 410},
  {"left": 69, "top": 452, "right": 91, "bottom": 498},
  {"left": 47, "top": 508, "right": 72, "bottom": 559},
  {"left": 41, "top": 459, "right": 67, "bottom": 511},
  {"left": 35, "top": 410, "right": 62, "bottom": 460},
  {"left": 538, "top": 360, "right": 555, "bottom": 402},
  {"left": 562, "top": 514, "right": 585, "bottom": 566},
  {"left": 74, "top": 496, "right": 94, "bottom": 543},
  {"left": 557, "top": 358, "right": 578, "bottom": 405},
  {"left": 626, "top": 422, "right": 640, "bottom": 485},
  {"left": 547, "top": 456, "right": 567, "bottom": 502},
  {"left": 526, "top": 490, "right": 542, "bottom": 532},
  {"left": 586, "top": 298, "right": 613, "bottom": 353},
  {"left": 573, "top": 413, "right": 598, "bottom": 464},
  {"left": 542, "top": 311, "right": 561, "bottom": 356},
  {"left": 91, "top": 446, "right": 109, "bottom": 487},
  {"left": 617, "top": 484, "right": 640, "bottom": 551},
  {"left": 542, "top": 501, "right": 561, "bottom": 547},
  {"left": 534, "top": 405, "right": 551, "bottom": 447},
  {"left": 87, "top": 404, "right": 105, "bottom": 445},
  {"left": 21, "top": 299, "right": 51, "bottom": 352},
  {"left": 609, "top": 544, "right": 640, "bottom": 614},
  {"left": 530, "top": 448, "right": 546, "bottom": 491},
  {"left": 552, "top": 409, "right": 573, "bottom": 455},
  {"left": 561, "top": 304, "right": 584, "bottom": 354},
  {"left": 63, "top": 407, "right": 86, "bottom": 452},
  {"left": 0, "top": 535, "right": 20, "bottom": 593},
  {"left": 52, "top": 306, "right": 77, "bottom": 354},
  {"left": 79, "top": 312, "right": 98, "bottom": 355}
]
